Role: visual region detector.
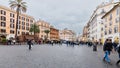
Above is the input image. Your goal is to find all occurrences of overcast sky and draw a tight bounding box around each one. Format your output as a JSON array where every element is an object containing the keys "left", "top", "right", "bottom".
[{"left": 0, "top": 0, "right": 111, "bottom": 34}]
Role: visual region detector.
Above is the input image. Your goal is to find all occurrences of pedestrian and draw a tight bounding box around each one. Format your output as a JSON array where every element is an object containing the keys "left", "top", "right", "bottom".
[
  {"left": 116, "top": 44, "right": 120, "bottom": 65},
  {"left": 12, "top": 39, "right": 16, "bottom": 45},
  {"left": 38, "top": 40, "right": 41, "bottom": 45},
  {"left": 51, "top": 40, "right": 53, "bottom": 46},
  {"left": 27, "top": 39, "right": 32, "bottom": 50},
  {"left": 103, "top": 39, "right": 113, "bottom": 64},
  {"left": 113, "top": 41, "right": 118, "bottom": 51},
  {"left": 93, "top": 40, "right": 97, "bottom": 51}
]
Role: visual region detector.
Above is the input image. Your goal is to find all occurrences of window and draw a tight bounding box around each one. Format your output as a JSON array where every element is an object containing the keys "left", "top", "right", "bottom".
[
  {"left": 109, "top": 21, "right": 112, "bottom": 26},
  {"left": 26, "top": 18, "right": 29, "bottom": 22},
  {"left": 19, "top": 16, "right": 21, "bottom": 19},
  {"left": 18, "top": 31, "right": 20, "bottom": 34},
  {"left": 22, "top": 32, "right": 25, "bottom": 35},
  {"left": 101, "top": 28, "right": 103, "bottom": 31},
  {"left": 10, "top": 13, "right": 12, "bottom": 17},
  {"left": 115, "top": 17, "right": 119, "bottom": 23},
  {"left": 104, "top": 30, "right": 107, "bottom": 35},
  {"left": 1, "top": 29, "right": 6, "bottom": 33},
  {"left": 4, "top": 11, "right": 6, "bottom": 15},
  {"left": 10, "top": 18, "right": 15, "bottom": 23},
  {"left": 109, "top": 14, "right": 112, "bottom": 20},
  {"left": 1, "top": 16, "right": 6, "bottom": 21},
  {"left": 0, "top": 10, "right": 3, "bottom": 14},
  {"left": 1, "top": 22, "right": 6, "bottom": 27},
  {"left": 0, "top": 10, "right": 6, "bottom": 15},
  {"left": 22, "top": 22, "right": 25, "bottom": 25},
  {"left": 10, "top": 13, "right": 15, "bottom": 18},
  {"left": 26, "top": 27, "right": 29, "bottom": 30},
  {"left": 114, "top": 26, "right": 118, "bottom": 33},
  {"left": 26, "top": 32, "right": 29, "bottom": 35},
  {"left": 18, "top": 25, "right": 21, "bottom": 29},
  {"left": 30, "top": 20, "right": 33, "bottom": 23},
  {"left": 22, "top": 26, "right": 25, "bottom": 30},
  {"left": 109, "top": 28, "right": 112, "bottom": 34},
  {"left": 10, "top": 30, "right": 14, "bottom": 34},
  {"left": 22, "top": 17, "right": 25, "bottom": 21},
  {"left": 116, "top": 7, "right": 119, "bottom": 16},
  {"left": 105, "top": 24, "right": 107, "bottom": 28},
  {"left": 101, "top": 9, "right": 105, "bottom": 14},
  {"left": 26, "top": 23, "right": 29, "bottom": 26},
  {"left": 19, "top": 21, "right": 21, "bottom": 24},
  {"left": 10, "top": 24, "right": 14, "bottom": 28}
]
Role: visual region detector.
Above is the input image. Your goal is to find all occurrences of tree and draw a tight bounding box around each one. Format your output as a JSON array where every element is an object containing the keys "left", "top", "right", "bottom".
[
  {"left": 44, "top": 30, "right": 50, "bottom": 40},
  {"left": 9, "top": 0, "right": 27, "bottom": 39},
  {"left": 30, "top": 24, "right": 40, "bottom": 38}
]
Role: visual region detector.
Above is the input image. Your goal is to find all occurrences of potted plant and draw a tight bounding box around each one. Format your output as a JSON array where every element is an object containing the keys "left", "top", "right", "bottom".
[{"left": 2, "top": 38, "right": 7, "bottom": 45}]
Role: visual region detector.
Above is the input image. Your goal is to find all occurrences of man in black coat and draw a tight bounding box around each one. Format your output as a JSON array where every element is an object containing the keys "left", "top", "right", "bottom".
[
  {"left": 27, "top": 39, "right": 32, "bottom": 50},
  {"left": 103, "top": 39, "right": 113, "bottom": 64}
]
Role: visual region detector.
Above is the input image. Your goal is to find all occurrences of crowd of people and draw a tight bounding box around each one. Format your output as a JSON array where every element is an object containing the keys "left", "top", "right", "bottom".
[{"left": 80, "top": 39, "right": 120, "bottom": 66}]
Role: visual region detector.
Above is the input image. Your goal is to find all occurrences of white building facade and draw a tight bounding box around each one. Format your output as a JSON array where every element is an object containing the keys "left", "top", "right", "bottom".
[
  {"left": 59, "top": 29, "right": 76, "bottom": 41},
  {"left": 88, "top": 1, "right": 114, "bottom": 42}
]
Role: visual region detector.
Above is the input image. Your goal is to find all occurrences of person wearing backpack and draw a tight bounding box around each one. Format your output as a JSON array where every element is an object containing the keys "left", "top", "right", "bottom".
[{"left": 116, "top": 44, "right": 120, "bottom": 65}]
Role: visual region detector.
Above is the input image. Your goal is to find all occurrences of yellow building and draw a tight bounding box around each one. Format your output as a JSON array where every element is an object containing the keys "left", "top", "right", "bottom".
[
  {"left": 36, "top": 20, "right": 50, "bottom": 40},
  {"left": 102, "top": 3, "right": 120, "bottom": 43},
  {"left": 0, "top": 5, "right": 35, "bottom": 39},
  {"left": 82, "top": 25, "right": 89, "bottom": 42}
]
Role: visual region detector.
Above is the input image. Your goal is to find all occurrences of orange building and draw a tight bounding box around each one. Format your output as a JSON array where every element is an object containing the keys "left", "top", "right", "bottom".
[
  {"left": 36, "top": 20, "right": 50, "bottom": 40},
  {"left": 50, "top": 26, "right": 59, "bottom": 41},
  {"left": 0, "top": 5, "right": 34, "bottom": 39}
]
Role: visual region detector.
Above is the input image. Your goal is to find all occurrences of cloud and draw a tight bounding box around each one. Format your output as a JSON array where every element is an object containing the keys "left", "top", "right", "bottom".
[{"left": 0, "top": 0, "right": 105, "bottom": 34}]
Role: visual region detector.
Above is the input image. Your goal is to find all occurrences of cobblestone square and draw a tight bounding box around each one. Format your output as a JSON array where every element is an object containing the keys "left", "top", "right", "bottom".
[{"left": 0, "top": 44, "right": 119, "bottom": 68}]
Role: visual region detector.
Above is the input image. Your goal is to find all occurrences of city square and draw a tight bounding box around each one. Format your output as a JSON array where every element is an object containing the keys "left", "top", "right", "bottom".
[
  {"left": 0, "top": 44, "right": 119, "bottom": 68},
  {"left": 1, "top": 0, "right": 120, "bottom": 68}
]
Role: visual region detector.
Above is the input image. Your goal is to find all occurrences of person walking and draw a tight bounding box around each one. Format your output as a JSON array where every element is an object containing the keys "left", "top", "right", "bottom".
[
  {"left": 51, "top": 40, "right": 54, "bottom": 46},
  {"left": 12, "top": 39, "right": 16, "bottom": 45},
  {"left": 116, "top": 44, "right": 120, "bottom": 65},
  {"left": 103, "top": 39, "right": 113, "bottom": 64},
  {"left": 27, "top": 39, "right": 32, "bottom": 50},
  {"left": 113, "top": 41, "right": 118, "bottom": 51},
  {"left": 93, "top": 40, "right": 97, "bottom": 51}
]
